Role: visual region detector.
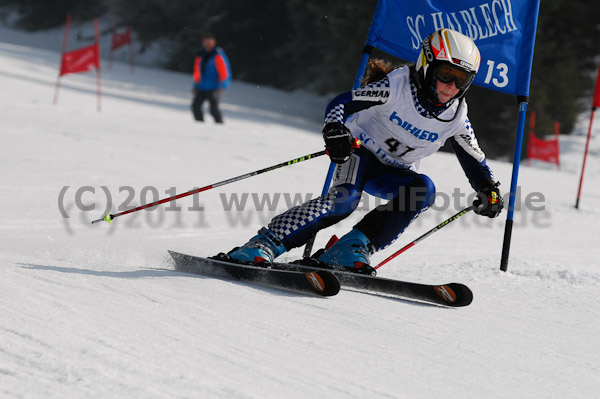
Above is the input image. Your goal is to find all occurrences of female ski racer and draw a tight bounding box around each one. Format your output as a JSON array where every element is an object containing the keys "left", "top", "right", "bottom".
[{"left": 223, "top": 28, "right": 504, "bottom": 275}]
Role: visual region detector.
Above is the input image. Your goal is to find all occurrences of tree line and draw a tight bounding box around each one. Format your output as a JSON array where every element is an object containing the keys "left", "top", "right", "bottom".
[{"left": 2, "top": 0, "right": 599, "bottom": 158}]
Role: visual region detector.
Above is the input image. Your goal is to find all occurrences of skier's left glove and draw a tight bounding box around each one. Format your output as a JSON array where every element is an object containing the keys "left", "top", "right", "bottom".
[
  {"left": 322, "top": 122, "right": 358, "bottom": 164},
  {"left": 473, "top": 181, "right": 503, "bottom": 218}
]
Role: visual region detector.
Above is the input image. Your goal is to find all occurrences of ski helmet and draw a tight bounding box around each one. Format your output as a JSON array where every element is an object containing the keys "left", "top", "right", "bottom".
[{"left": 415, "top": 29, "right": 480, "bottom": 103}]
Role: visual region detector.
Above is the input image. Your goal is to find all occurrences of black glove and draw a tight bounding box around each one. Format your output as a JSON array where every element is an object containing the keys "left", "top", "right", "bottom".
[
  {"left": 473, "top": 182, "right": 504, "bottom": 218},
  {"left": 323, "top": 122, "right": 355, "bottom": 164}
]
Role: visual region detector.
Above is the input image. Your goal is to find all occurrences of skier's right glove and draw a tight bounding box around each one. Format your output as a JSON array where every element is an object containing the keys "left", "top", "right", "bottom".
[{"left": 322, "top": 122, "right": 358, "bottom": 164}]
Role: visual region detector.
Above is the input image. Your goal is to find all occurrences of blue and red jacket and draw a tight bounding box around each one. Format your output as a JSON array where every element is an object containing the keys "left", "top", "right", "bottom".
[{"left": 193, "top": 47, "right": 231, "bottom": 91}]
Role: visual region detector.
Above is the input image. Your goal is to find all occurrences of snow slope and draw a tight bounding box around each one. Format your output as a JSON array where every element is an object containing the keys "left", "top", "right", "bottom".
[{"left": 1, "top": 24, "right": 600, "bottom": 399}]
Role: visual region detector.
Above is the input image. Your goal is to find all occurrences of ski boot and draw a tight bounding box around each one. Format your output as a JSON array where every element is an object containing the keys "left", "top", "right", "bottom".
[
  {"left": 227, "top": 227, "right": 286, "bottom": 265},
  {"left": 316, "top": 229, "right": 377, "bottom": 276}
]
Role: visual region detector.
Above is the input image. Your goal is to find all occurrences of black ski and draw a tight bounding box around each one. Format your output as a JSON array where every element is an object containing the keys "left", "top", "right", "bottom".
[
  {"left": 268, "top": 261, "right": 473, "bottom": 307},
  {"left": 168, "top": 251, "right": 340, "bottom": 297}
]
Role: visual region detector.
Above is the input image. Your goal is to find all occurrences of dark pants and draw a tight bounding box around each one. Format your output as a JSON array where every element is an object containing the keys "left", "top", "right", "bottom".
[
  {"left": 192, "top": 90, "right": 223, "bottom": 123},
  {"left": 268, "top": 147, "right": 436, "bottom": 251}
]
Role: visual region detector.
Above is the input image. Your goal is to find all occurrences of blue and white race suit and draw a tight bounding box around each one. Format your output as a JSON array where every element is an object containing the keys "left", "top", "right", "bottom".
[{"left": 267, "top": 66, "right": 495, "bottom": 251}]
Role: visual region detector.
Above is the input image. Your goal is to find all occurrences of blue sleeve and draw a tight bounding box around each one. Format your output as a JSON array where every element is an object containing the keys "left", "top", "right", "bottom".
[{"left": 450, "top": 136, "right": 495, "bottom": 191}]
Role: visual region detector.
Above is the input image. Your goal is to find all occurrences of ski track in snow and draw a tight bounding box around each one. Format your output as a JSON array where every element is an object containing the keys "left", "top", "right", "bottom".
[{"left": 1, "top": 22, "right": 600, "bottom": 399}]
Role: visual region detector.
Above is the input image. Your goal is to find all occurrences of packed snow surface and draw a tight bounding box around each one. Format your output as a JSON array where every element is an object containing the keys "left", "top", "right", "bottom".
[{"left": 1, "top": 23, "right": 599, "bottom": 399}]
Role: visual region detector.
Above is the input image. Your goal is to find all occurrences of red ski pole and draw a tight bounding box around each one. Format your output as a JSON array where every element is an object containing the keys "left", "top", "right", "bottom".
[
  {"left": 91, "top": 150, "right": 326, "bottom": 224},
  {"left": 375, "top": 206, "right": 474, "bottom": 269}
]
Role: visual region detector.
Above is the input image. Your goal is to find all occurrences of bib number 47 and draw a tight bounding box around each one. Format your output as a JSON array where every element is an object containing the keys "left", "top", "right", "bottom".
[{"left": 385, "top": 138, "right": 414, "bottom": 157}]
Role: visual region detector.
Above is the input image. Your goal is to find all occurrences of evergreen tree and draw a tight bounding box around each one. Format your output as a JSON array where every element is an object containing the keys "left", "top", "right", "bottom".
[
  {"left": 2, "top": 0, "right": 599, "bottom": 160},
  {"left": 0, "top": 0, "right": 105, "bottom": 30},
  {"left": 465, "top": 0, "right": 600, "bottom": 158}
]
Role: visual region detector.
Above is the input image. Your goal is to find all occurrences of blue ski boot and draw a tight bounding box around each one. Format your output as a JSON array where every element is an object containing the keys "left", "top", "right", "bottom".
[
  {"left": 228, "top": 227, "right": 287, "bottom": 265},
  {"left": 317, "top": 229, "right": 376, "bottom": 275}
]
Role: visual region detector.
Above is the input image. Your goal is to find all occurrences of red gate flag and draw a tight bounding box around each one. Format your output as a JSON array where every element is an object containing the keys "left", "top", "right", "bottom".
[
  {"left": 527, "top": 111, "right": 560, "bottom": 167},
  {"left": 53, "top": 14, "right": 101, "bottom": 111},
  {"left": 107, "top": 5, "right": 135, "bottom": 72},
  {"left": 528, "top": 133, "right": 560, "bottom": 165},
  {"left": 111, "top": 29, "right": 131, "bottom": 50},
  {"left": 593, "top": 65, "right": 600, "bottom": 108},
  {"left": 60, "top": 44, "right": 100, "bottom": 76}
]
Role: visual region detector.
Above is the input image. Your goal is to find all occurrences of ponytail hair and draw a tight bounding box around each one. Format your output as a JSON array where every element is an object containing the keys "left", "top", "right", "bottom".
[{"left": 361, "top": 58, "right": 409, "bottom": 85}]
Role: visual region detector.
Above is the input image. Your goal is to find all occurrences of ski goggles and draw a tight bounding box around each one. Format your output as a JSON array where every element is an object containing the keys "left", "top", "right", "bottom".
[{"left": 433, "top": 63, "right": 475, "bottom": 90}]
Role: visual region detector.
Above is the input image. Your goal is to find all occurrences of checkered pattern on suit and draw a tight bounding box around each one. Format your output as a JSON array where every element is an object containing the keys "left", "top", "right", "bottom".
[
  {"left": 268, "top": 190, "right": 338, "bottom": 238},
  {"left": 360, "top": 77, "right": 390, "bottom": 91},
  {"left": 324, "top": 104, "right": 345, "bottom": 124}
]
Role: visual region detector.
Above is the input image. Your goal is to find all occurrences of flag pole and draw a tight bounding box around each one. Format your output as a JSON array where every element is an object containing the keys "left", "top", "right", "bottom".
[
  {"left": 127, "top": 8, "right": 135, "bottom": 73},
  {"left": 554, "top": 121, "right": 561, "bottom": 170},
  {"left": 575, "top": 107, "right": 596, "bottom": 208},
  {"left": 94, "top": 18, "right": 102, "bottom": 112},
  {"left": 53, "top": 14, "right": 71, "bottom": 105},
  {"left": 500, "top": 98, "right": 529, "bottom": 272},
  {"left": 575, "top": 65, "right": 600, "bottom": 208},
  {"left": 302, "top": 46, "right": 373, "bottom": 258},
  {"left": 108, "top": 5, "right": 117, "bottom": 70}
]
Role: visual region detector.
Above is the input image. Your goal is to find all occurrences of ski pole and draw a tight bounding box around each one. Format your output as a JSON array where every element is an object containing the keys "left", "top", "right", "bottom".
[
  {"left": 302, "top": 162, "right": 336, "bottom": 258},
  {"left": 302, "top": 138, "right": 361, "bottom": 257},
  {"left": 91, "top": 150, "right": 326, "bottom": 224},
  {"left": 375, "top": 206, "right": 474, "bottom": 269}
]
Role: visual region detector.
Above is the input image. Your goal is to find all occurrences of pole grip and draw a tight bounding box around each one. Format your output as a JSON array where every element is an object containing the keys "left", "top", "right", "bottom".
[{"left": 500, "top": 219, "right": 513, "bottom": 272}]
